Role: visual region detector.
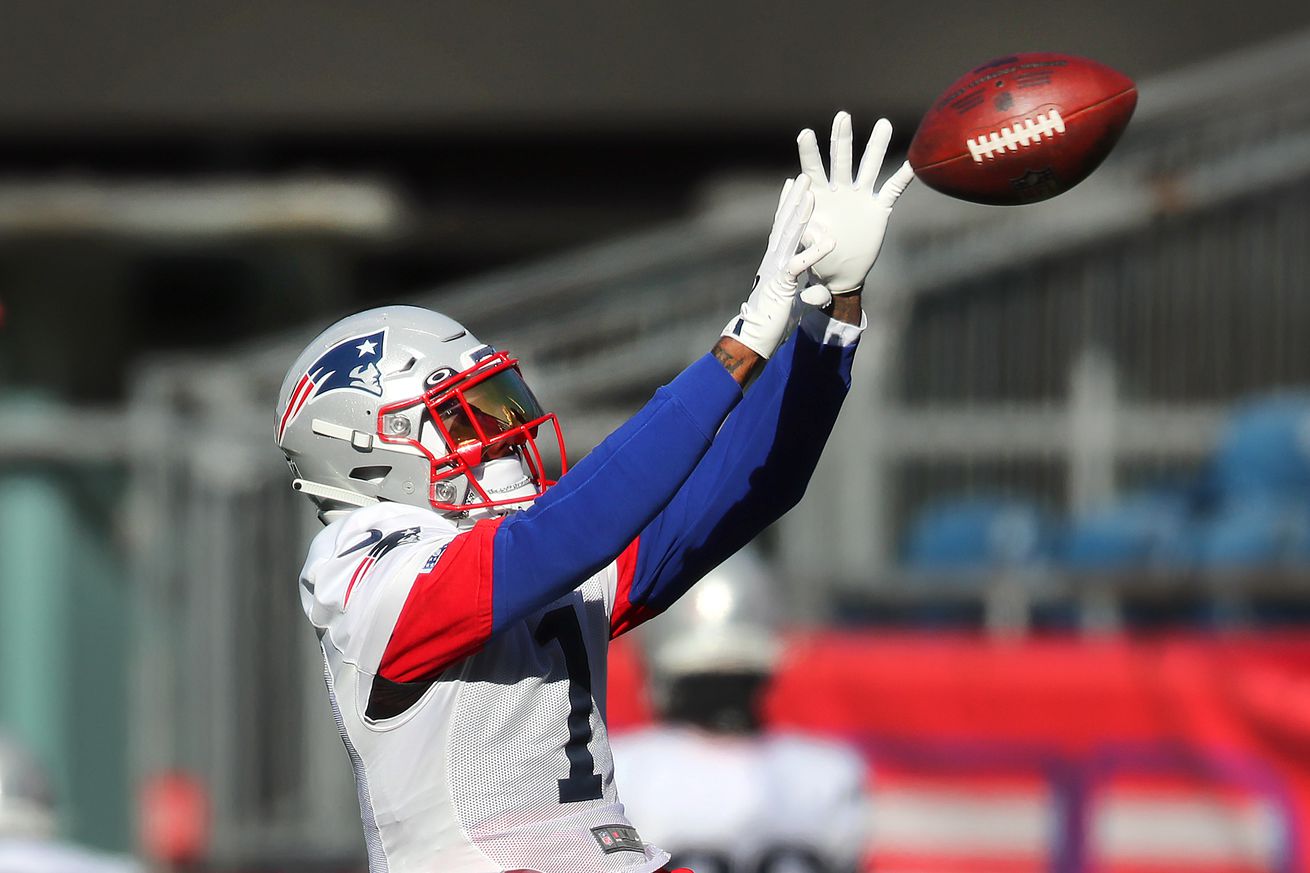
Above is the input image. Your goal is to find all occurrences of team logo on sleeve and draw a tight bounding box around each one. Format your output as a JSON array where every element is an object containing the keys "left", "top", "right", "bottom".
[
  {"left": 277, "top": 329, "right": 387, "bottom": 443},
  {"left": 337, "top": 528, "right": 384, "bottom": 557},
  {"left": 342, "top": 526, "right": 420, "bottom": 609}
]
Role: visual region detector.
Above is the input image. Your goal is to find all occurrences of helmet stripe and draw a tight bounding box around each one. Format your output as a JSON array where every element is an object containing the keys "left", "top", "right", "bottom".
[{"left": 278, "top": 373, "right": 317, "bottom": 443}]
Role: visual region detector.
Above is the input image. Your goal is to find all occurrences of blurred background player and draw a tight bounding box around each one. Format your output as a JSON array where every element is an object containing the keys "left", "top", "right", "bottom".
[
  {"left": 0, "top": 733, "right": 141, "bottom": 873},
  {"left": 612, "top": 549, "right": 871, "bottom": 873}
]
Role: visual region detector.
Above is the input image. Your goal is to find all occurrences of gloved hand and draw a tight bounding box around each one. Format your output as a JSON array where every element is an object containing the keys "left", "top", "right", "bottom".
[
  {"left": 796, "top": 112, "right": 915, "bottom": 306},
  {"left": 722, "top": 174, "right": 835, "bottom": 358}
]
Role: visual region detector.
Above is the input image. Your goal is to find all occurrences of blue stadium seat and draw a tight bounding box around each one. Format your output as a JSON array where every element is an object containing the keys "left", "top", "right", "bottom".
[
  {"left": 903, "top": 497, "right": 1052, "bottom": 571},
  {"left": 1212, "top": 394, "right": 1310, "bottom": 502},
  {"left": 1195, "top": 495, "right": 1310, "bottom": 568},
  {"left": 1059, "top": 492, "right": 1190, "bottom": 570}
]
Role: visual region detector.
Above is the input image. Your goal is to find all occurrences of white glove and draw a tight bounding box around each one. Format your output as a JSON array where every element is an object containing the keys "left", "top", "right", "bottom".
[
  {"left": 797, "top": 112, "right": 915, "bottom": 300},
  {"left": 722, "top": 174, "right": 835, "bottom": 358}
]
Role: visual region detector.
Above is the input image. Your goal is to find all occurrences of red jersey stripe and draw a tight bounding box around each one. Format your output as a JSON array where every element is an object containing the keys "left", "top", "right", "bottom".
[
  {"left": 377, "top": 518, "right": 502, "bottom": 682},
  {"left": 343, "top": 555, "right": 376, "bottom": 609},
  {"left": 610, "top": 537, "right": 658, "bottom": 639}
]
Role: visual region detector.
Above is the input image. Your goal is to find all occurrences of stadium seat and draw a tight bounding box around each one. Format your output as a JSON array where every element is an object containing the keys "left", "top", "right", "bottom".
[
  {"left": 1211, "top": 394, "right": 1310, "bottom": 502},
  {"left": 903, "top": 497, "right": 1052, "bottom": 571},
  {"left": 1059, "top": 492, "right": 1191, "bottom": 570},
  {"left": 1194, "top": 495, "right": 1310, "bottom": 568}
]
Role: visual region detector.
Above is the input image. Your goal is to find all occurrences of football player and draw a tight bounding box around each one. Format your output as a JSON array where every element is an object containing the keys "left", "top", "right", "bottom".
[
  {"left": 0, "top": 732, "right": 142, "bottom": 873},
  {"left": 611, "top": 549, "right": 871, "bottom": 873},
  {"left": 277, "top": 113, "right": 912, "bottom": 873}
]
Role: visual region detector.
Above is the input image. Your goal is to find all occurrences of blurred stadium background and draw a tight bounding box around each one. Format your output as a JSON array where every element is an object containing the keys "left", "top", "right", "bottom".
[{"left": 5, "top": 3, "right": 1310, "bottom": 871}]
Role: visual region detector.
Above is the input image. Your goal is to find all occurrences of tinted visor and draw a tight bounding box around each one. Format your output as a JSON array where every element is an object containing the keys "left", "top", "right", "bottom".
[{"left": 433, "top": 367, "right": 544, "bottom": 450}]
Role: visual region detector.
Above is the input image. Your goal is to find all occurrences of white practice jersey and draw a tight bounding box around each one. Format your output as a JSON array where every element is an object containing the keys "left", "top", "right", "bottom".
[
  {"left": 301, "top": 502, "right": 669, "bottom": 873},
  {"left": 0, "top": 839, "right": 142, "bottom": 873},
  {"left": 611, "top": 726, "right": 871, "bottom": 873},
  {"left": 294, "top": 316, "right": 866, "bottom": 872}
]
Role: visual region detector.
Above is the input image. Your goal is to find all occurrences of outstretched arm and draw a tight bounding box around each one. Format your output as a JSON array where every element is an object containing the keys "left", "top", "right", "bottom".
[
  {"left": 485, "top": 176, "right": 832, "bottom": 631},
  {"left": 609, "top": 301, "right": 862, "bottom": 633},
  {"left": 611, "top": 113, "right": 913, "bottom": 632}
]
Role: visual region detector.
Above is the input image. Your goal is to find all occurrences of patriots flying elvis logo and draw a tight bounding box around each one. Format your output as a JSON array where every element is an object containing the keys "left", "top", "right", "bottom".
[{"left": 278, "top": 329, "right": 387, "bottom": 443}]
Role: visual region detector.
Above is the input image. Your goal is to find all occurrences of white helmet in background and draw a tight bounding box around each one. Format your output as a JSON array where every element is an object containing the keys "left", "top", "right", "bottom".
[
  {"left": 0, "top": 733, "right": 56, "bottom": 840},
  {"left": 276, "top": 305, "right": 567, "bottom": 521},
  {"left": 641, "top": 547, "right": 783, "bottom": 723}
]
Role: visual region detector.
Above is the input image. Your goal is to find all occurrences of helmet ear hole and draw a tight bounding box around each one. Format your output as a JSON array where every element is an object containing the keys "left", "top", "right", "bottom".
[{"left": 348, "top": 465, "right": 392, "bottom": 484}]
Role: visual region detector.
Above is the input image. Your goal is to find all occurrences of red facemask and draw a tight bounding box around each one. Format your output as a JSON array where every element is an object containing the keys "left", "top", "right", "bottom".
[{"left": 376, "top": 351, "right": 567, "bottom": 513}]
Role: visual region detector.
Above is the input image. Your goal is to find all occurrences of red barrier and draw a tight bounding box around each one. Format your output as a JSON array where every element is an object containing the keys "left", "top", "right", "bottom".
[
  {"left": 764, "top": 633, "right": 1310, "bottom": 755},
  {"left": 609, "top": 631, "right": 1310, "bottom": 872}
]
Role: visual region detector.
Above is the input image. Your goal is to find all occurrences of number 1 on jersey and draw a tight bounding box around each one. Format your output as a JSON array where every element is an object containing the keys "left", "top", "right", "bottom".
[{"left": 535, "top": 605, "right": 604, "bottom": 802}]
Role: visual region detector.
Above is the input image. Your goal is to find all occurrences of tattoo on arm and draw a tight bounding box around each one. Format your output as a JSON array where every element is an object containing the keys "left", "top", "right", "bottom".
[
  {"left": 712, "top": 338, "right": 760, "bottom": 385},
  {"left": 829, "top": 291, "right": 862, "bottom": 326},
  {"left": 712, "top": 341, "right": 750, "bottom": 375}
]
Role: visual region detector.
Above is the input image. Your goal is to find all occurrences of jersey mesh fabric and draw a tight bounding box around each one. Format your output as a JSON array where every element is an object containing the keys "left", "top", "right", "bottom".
[
  {"left": 303, "top": 503, "right": 669, "bottom": 872},
  {"left": 325, "top": 657, "right": 389, "bottom": 873},
  {"left": 445, "top": 579, "right": 668, "bottom": 873}
]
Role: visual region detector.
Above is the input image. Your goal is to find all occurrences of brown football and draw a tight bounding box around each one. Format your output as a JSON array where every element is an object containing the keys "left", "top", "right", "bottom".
[{"left": 908, "top": 52, "right": 1137, "bottom": 205}]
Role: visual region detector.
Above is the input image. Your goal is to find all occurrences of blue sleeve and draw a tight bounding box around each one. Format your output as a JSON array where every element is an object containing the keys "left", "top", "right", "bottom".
[
  {"left": 623, "top": 326, "right": 856, "bottom": 616},
  {"left": 489, "top": 353, "right": 742, "bottom": 631}
]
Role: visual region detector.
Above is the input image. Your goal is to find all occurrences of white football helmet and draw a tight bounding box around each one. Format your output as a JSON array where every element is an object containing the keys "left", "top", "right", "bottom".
[
  {"left": 276, "top": 305, "right": 566, "bottom": 520},
  {"left": 0, "top": 733, "right": 56, "bottom": 839},
  {"left": 642, "top": 548, "right": 782, "bottom": 689}
]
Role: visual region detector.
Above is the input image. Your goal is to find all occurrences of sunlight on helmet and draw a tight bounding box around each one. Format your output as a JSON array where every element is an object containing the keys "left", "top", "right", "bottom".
[{"left": 693, "top": 583, "right": 735, "bottom": 623}]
